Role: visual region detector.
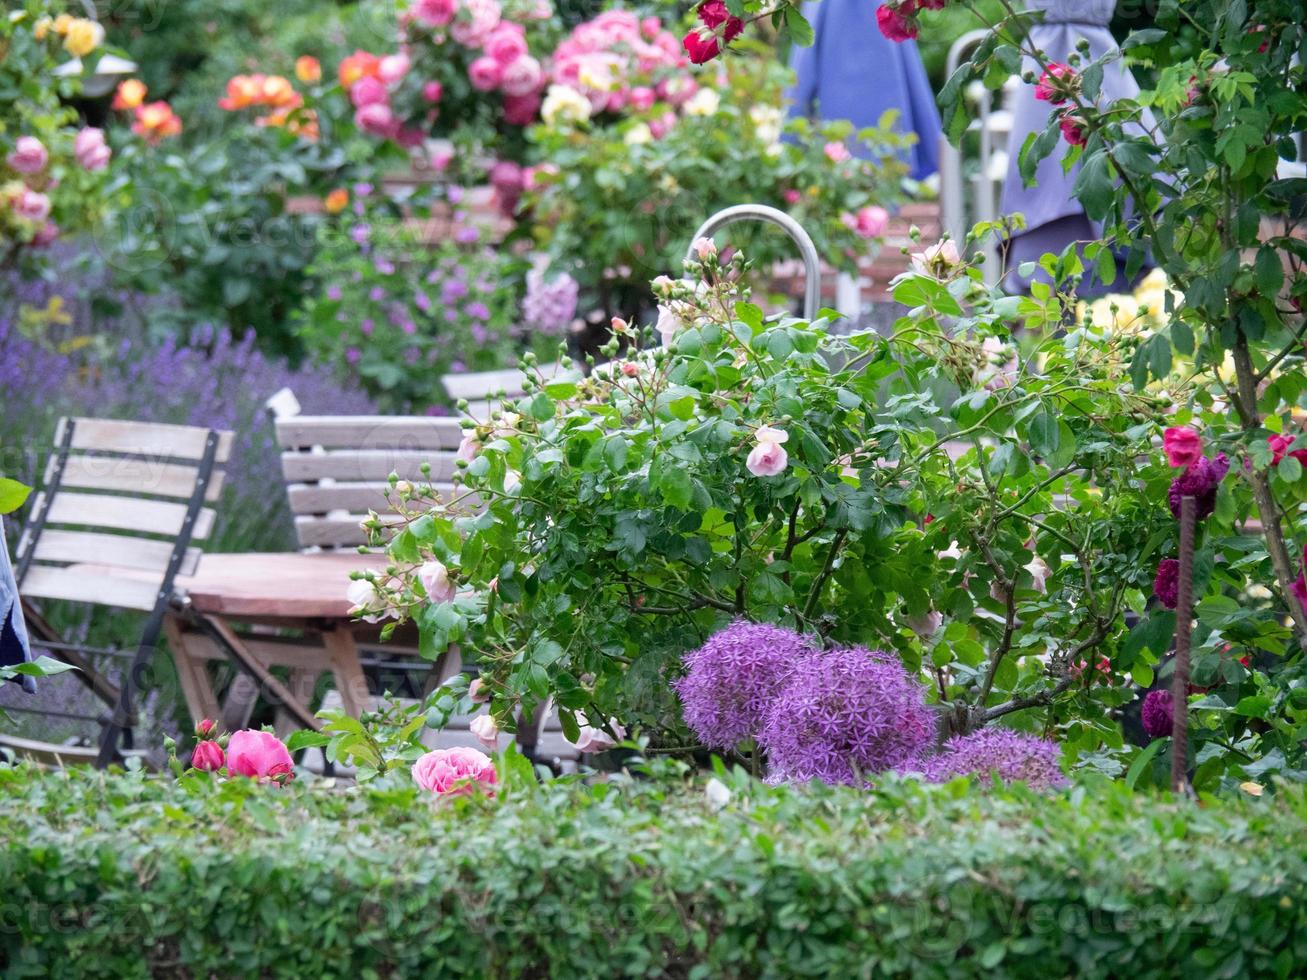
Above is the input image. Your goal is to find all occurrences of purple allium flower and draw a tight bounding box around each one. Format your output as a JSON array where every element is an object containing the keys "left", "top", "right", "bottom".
[
  {"left": 442, "top": 280, "right": 468, "bottom": 302},
  {"left": 1153, "top": 558, "right": 1179, "bottom": 609},
  {"left": 522, "top": 268, "right": 579, "bottom": 336},
  {"left": 1168, "top": 453, "right": 1229, "bottom": 521},
  {"left": 447, "top": 185, "right": 464, "bottom": 204},
  {"left": 368, "top": 286, "right": 386, "bottom": 302},
  {"left": 415, "top": 290, "right": 432, "bottom": 313},
  {"left": 346, "top": 346, "right": 362, "bottom": 364},
  {"left": 353, "top": 182, "right": 374, "bottom": 197},
  {"left": 760, "top": 647, "right": 936, "bottom": 785},
  {"left": 455, "top": 226, "right": 479, "bottom": 244},
  {"left": 326, "top": 285, "right": 342, "bottom": 301},
  {"left": 360, "top": 318, "right": 374, "bottom": 336},
  {"left": 918, "top": 728, "right": 1067, "bottom": 790},
  {"left": 466, "top": 301, "right": 491, "bottom": 321},
  {"left": 674, "top": 621, "right": 814, "bottom": 750},
  {"left": 375, "top": 257, "right": 396, "bottom": 276},
  {"left": 1141, "top": 689, "right": 1173, "bottom": 739},
  {"left": 350, "top": 223, "right": 371, "bottom": 244}
]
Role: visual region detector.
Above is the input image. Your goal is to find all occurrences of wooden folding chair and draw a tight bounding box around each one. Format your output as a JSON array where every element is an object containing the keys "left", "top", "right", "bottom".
[{"left": 6, "top": 417, "right": 231, "bottom": 767}]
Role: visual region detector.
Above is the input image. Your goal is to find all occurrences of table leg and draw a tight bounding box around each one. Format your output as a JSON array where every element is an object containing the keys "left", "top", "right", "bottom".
[
  {"left": 200, "top": 615, "right": 322, "bottom": 731},
  {"left": 163, "top": 617, "right": 222, "bottom": 726},
  {"left": 322, "top": 627, "right": 370, "bottom": 717}
]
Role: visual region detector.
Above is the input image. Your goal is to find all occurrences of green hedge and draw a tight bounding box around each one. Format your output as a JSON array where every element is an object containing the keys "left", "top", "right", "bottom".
[{"left": 1, "top": 766, "right": 1304, "bottom": 979}]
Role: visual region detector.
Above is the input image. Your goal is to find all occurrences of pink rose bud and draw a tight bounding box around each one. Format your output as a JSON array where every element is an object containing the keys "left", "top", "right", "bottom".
[
  {"left": 195, "top": 718, "right": 217, "bottom": 739},
  {"left": 191, "top": 739, "right": 225, "bottom": 772},
  {"left": 1059, "top": 113, "right": 1088, "bottom": 146},
  {"left": 469, "top": 713, "right": 500, "bottom": 749},
  {"left": 226, "top": 729, "right": 294, "bottom": 784},
  {"left": 692, "top": 236, "right": 716, "bottom": 260},
  {"left": 621, "top": 362, "right": 639, "bottom": 377},
  {"left": 15, "top": 189, "right": 51, "bottom": 222},
  {"left": 422, "top": 80, "right": 444, "bottom": 102},
  {"left": 6, "top": 136, "right": 48, "bottom": 174},
  {"left": 468, "top": 677, "right": 490, "bottom": 703},
  {"left": 1034, "top": 63, "right": 1076, "bottom": 105},
  {"left": 412, "top": 746, "right": 497, "bottom": 796}
]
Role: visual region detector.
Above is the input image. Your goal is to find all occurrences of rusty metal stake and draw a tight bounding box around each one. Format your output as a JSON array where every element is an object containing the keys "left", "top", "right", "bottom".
[{"left": 1171, "top": 495, "right": 1196, "bottom": 794}]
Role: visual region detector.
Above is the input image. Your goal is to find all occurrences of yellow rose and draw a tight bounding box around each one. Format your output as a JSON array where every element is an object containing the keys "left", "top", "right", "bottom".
[
  {"left": 33, "top": 17, "right": 53, "bottom": 40},
  {"left": 63, "top": 19, "right": 104, "bottom": 58},
  {"left": 52, "top": 14, "right": 74, "bottom": 34}
]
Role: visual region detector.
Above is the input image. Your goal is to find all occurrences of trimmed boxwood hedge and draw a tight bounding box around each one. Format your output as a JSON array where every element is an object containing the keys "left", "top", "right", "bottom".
[{"left": 0, "top": 765, "right": 1304, "bottom": 979}]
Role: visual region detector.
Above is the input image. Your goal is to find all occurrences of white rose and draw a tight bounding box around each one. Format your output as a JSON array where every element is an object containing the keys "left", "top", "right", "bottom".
[
  {"left": 570, "top": 715, "right": 626, "bottom": 753},
  {"left": 683, "top": 88, "right": 720, "bottom": 117},
  {"left": 705, "top": 777, "right": 732, "bottom": 810},
  {"left": 541, "top": 84, "right": 591, "bottom": 127},
  {"left": 624, "top": 123, "right": 653, "bottom": 146},
  {"left": 655, "top": 304, "right": 681, "bottom": 346}
]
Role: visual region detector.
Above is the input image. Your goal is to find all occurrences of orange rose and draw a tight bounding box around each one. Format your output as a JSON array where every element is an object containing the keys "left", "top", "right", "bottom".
[
  {"left": 295, "top": 56, "right": 322, "bottom": 84},
  {"left": 218, "top": 74, "right": 262, "bottom": 110},
  {"left": 338, "top": 50, "right": 381, "bottom": 89},
  {"left": 260, "top": 75, "right": 301, "bottom": 110},
  {"left": 324, "top": 188, "right": 349, "bottom": 214},
  {"left": 132, "top": 101, "right": 183, "bottom": 143},
  {"left": 112, "top": 78, "right": 147, "bottom": 111}
]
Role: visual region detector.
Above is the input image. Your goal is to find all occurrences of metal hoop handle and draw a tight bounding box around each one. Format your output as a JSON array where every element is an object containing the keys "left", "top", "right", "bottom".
[{"left": 685, "top": 204, "right": 822, "bottom": 320}]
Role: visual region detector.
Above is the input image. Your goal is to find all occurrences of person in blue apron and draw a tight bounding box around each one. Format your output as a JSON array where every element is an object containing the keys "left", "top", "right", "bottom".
[
  {"left": 1000, "top": 0, "right": 1155, "bottom": 294},
  {"left": 785, "top": 0, "right": 942, "bottom": 180},
  {"left": 1, "top": 517, "right": 36, "bottom": 693}
]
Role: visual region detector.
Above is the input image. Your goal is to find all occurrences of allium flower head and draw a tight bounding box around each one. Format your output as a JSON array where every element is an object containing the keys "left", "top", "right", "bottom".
[
  {"left": 1168, "top": 453, "right": 1229, "bottom": 521},
  {"left": 1141, "top": 689, "right": 1174, "bottom": 739},
  {"left": 675, "top": 621, "right": 813, "bottom": 749},
  {"left": 760, "top": 647, "right": 936, "bottom": 785},
  {"left": 918, "top": 728, "right": 1067, "bottom": 790}
]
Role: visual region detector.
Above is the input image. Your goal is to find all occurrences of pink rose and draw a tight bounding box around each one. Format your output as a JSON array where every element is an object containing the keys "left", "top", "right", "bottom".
[
  {"left": 503, "top": 92, "right": 541, "bottom": 125},
  {"left": 469, "top": 713, "right": 499, "bottom": 749},
  {"left": 692, "top": 236, "right": 716, "bottom": 260},
  {"left": 457, "top": 433, "right": 481, "bottom": 462},
  {"left": 1059, "top": 113, "right": 1088, "bottom": 146},
  {"left": 396, "top": 127, "right": 424, "bottom": 148},
  {"left": 489, "top": 159, "right": 523, "bottom": 192},
  {"left": 30, "top": 222, "right": 58, "bottom": 247},
  {"left": 378, "top": 53, "right": 411, "bottom": 85},
  {"left": 747, "top": 427, "right": 789, "bottom": 477},
  {"left": 823, "top": 141, "right": 851, "bottom": 163},
  {"left": 413, "top": 0, "right": 456, "bottom": 27},
  {"left": 15, "top": 189, "right": 51, "bottom": 222},
  {"left": 1034, "top": 63, "right": 1076, "bottom": 105},
  {"left": 73, "top": 128, "right": 111, "bottom": 171},
  {"left": 500, "top": 55, "right": 542, "bottom": 98},
  {"left": 641, "top": 15, "right": 662, "bottom": 38},
  {"left": 570, "top": 715, "right": 625, "bottom": 753},
  {"left": 783, "top": 188, "right": 801, "bottom": 205},
  {"left": 6, "top": 136, "right": 48, "bottom": 175},
  {"left": 1163, "top": 426, "right": 1203, "bottom": 470},
  {"left": 191, "top": 739, "right": 225, "bottom": 772},
  {"left": 226, "top": 729, "right": 295, "bottom": 783},
  {"left": 842, "top": 205, "right": 889, "bottom": 239},
  {"left": 411, "top": 746, "right": 497, "bottom": 796},
  {"left": 451, "top": 0, "right": 502, "bottom": 46},
  {"left": 628, "top": 86, "right": 655, "bottom": 111},
  {"left": 468, "top": 55, "right": 503, "bottom": 92},
  {"left": 350, "top": 75, "right": 389, "bottom": 108},
  {"left": 484, "top": 23, "right": 528, "bottom": 65},
  {"left": 1290, "top": 545, "right": 1307, "bottom": 616},
  {"left": 422, "top": 80, "right": 444, "bottom": 102},
  {"left": 418, "top": 559, "right": 457, "bottom": 603},
  {"left": 648, "top": 111, "right": 676, "bottom": 140},
  {"left": 355, "top": 102, "right": 399, "bottom": 138}
]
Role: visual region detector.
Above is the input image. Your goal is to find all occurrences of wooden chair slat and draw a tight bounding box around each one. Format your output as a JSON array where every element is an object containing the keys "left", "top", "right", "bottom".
[
  {"left": 26, "top": 529, "right": 201, "bottom": 576},
  {"left": 285, "top": 481, "right": 461, "bottom": 515},
  {"left": 40, "top": 491, "right": 216, "bottom": 541},
  {"left": 274, "top": 416, "right": 466, "bottom": 451},
  {"left": 61, "top": 417, "right": 234, "bottom": 463},
  {"left": 280, "top": 450, "right": 458, "bottom": 483},
  {"left": 22, "top": 564, "right": 162, "bottom": 612},
  {"left": 292, "top": 514, "right": 405, "bottom": 549},
  {"left": 51, "top": 453, "right": 224, "bottom": 502},
  {"left": 440, "top": 366, "right": 533, "bottom": 401}
]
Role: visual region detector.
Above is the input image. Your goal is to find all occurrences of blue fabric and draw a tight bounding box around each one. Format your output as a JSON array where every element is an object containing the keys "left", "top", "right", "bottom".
[
  {"left": 786, "top": 0, "right": 942, "bottom": 180},
  {"left": 1, "top": 516, "right": 35, "bottom": 693}
]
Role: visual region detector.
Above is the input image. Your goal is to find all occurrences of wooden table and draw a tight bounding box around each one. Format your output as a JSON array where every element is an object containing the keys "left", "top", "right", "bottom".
[{"left": 161, "top": 552, "right": 426, "bottom": 733}]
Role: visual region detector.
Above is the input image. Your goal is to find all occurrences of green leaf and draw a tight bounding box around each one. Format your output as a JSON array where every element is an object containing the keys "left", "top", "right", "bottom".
[
  {"left": 0, "top": 478, "right": 31, "bottom": 515},
  {"left": 892, "top": 277, "right": 963, "bottom": 316},
  {"left": 784, "top": 7, "right": 814, "bottom": 46},
  {"left": 1028, "top": 411, "right": 1060, "bottom": 457},
  {"left": 604, "top": 435, "right": 629, "bottom": 472},
  {"left": 1253, "top": 247, "right": 1283, "bottom": 296},
  {"left": 1071, "top": 150, "right": 1114, "bottom": 220},
  {"left": 658, "top": 467, "right": 693, "bottom": 510},
  {"left": 1278, "top": 456, "right": 1303, "bottom": 482},
  {"left": 1125, "top": 738, "right": 1166, "bottom": 790},
  {"left": 529, "top": 392, "right": 555, "bottom": 421}
]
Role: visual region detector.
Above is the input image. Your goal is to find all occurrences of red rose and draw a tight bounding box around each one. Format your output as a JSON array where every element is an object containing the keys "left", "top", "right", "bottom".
[
  {"left": 1059, "top": 113, "right": 1088, "bottom": 146},
  {"left": 876, "top": 3, "right": 918, "bottom": 42},
  {"left": 697, "top": 0, "right": 744, "bottom": 40},
  {"left": 1268, "top": 434, "right": 1307, "bottom": 469},
  {"left": 1163, "top": 426, "right": 1203, "bottom": 470},
  {"left": 1034, "top": 63, "right": 1075, "bottom": 105},
  {"left": 682, "top": 28, "right": 720, "bottom": 64}
]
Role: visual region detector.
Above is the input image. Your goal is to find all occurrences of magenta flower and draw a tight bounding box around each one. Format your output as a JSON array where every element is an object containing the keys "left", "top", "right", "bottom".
[
  {"left": 916, "top": 728, "right": 1067, "bottom": 790},
  {"left": 1141, "top": 689, "right": 1174, "bottom": 739},
  {"left": 1153, "top": 558, "right": 1179, "bottom": 609},
  {"left": 1163, "top": 426, "right": 1204, "bottom": 470},
  {"left": 760, "top": 647, "right": 936, "bottom": 785},
  {"left": 1033, "top": 63, "right": 1076, "bottom": 105},
  {"left": 1290, "top": 545, "right": 1307, "bottom": 616},
  {"left": 1168, "top": 453, "right": 1229, "bottom": 521},
  {"left": 675, "top": 621, "right": 814, "bottom": 750}
]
